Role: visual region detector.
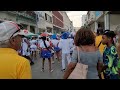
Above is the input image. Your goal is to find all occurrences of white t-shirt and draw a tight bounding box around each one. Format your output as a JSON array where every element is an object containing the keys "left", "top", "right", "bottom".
[
  {"left": 40, "top": 40, "right": 50, "bottom": 48},
  {"left": 68, "top": 38, "right": 74, "bottom": 52},
  {"left": 30, "top": 40, "right": 37, "bottom": 51},
  {"left": 30, "top": 40, "right": 37, "bottom": 45},
  {"left": 30, "top": 45, "right": 37, "bottom": 51},
  {"left": 51, "top": 39, "right": 59, "bottom": 47},
  {"left": 22, "top": 38, "right": 28, "bottom": 56},
  {"left": 71, "top": 31, "right": 76, "bottom": 37},
  {"left": 38, "top": 39, "right": 43, "bottom": 47},
  {"left": 58, "top": 39, "right": 72, "bottom": 54}
]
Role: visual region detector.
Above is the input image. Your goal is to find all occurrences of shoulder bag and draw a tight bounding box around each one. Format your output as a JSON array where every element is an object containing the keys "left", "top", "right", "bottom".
[
  {"left": 68, "top": 46, "right": 88, "bottom": 79},
  {"left": 97, "top": 41, "right": 105, "bottom": 79}
]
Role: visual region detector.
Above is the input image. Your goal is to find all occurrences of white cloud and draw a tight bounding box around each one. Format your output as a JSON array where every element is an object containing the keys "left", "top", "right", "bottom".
[{"left": 66, "top": 11, "right": 87, "bottom": 27}]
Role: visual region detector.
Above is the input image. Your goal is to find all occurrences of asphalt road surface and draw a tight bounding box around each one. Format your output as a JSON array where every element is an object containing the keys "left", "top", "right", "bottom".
[{"left": 31, "top": 55, "right": 65, "bottom": 79}]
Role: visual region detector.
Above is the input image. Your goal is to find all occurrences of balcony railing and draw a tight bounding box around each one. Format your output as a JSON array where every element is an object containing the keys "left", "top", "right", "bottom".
[{"left": 4, "top": 11, "right": 36, "bottom": 21}]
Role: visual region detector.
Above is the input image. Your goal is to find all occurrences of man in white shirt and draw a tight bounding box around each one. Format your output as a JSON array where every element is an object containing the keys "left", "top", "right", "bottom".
[
  {"left": 37, "top": 36, "right": 42, "bottom": 58},
  {"left": 30, "top": 36, "right": 37, "bottom": 60},
  {"left": 68, "top": 35, "right": 74, "bottom": 56},
  {"left": 58, "top": 32, "right": 72, "bottom": 71},
  {"left": 21, "top": 38, "right": 34, "bottom": 65}
]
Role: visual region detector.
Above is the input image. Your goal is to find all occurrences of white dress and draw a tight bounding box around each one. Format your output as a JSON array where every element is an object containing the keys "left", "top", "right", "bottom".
[{"left": 30, "top": 40, "right": 37, "bottom": 52}]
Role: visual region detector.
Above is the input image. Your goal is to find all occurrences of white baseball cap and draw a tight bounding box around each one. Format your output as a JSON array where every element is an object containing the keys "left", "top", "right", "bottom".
[{"left": 0, "top": 21, "right": 28, "bottom": 42}]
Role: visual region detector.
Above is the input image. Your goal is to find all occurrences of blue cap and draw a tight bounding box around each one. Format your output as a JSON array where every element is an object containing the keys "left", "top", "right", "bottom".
[
  {"left": 51, "top": 34, "right": 57, "bottom": 39},
  {"left": 61, "top": 32, "right": 69, "bottom": 39}
]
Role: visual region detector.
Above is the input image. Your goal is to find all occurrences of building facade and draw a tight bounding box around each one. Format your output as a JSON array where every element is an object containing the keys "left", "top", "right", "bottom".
[
  {"left": 0, "top": 11, "right": 38, "bottom": 33},
  {"left": 35, "top": 11, "right": 53, "bottom": 33},
  {"left": 35, "top": 11, "right": 46, "bottom": 33},
  {"left": 62, "top": 11, "right": 73, "bottom": 32},
  {"left": 106, "top": 11, "right": 120, "bottom": 31},
  {"left": 82, "top": 15, "right": 87, "bottom": 26},
  {"left": 84, "top": 11, "right": 120, "bottom": 33},
  {"left": 70, "top": 21, "right": 74, "bottom": 32},
  {"left": 86, "top": 11, "right": 96, "bottom": 32},
  {"left": 44, "top": 11, "right": 53, "bottom": 33},
  {"left": 52, "top": 11, "right": 64, "bottom": 34}
]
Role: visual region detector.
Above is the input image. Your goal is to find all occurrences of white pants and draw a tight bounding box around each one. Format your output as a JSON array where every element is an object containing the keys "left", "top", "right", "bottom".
[{"left": 62, "top": 53, "right": 71, "bottom": 69}]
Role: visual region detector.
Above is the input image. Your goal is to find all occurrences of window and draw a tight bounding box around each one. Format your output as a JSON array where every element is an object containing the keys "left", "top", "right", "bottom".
[
  {"left": 50, "top": 17, "right": 52, "bottom": 23},
  {"left": 45, "top": 13, "right": 52, "bottom": 23},
  {"left": 47, "top": 15, "right": 52, "bottom": 23},
  {"left": 45, "top": 13, "right": 47, "bottom": 20}
]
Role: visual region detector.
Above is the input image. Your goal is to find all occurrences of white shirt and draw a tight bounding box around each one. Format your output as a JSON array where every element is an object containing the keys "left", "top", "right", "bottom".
[
  {"left": 71, "top": 31, "right": 76, "bottom": 37},
  {"left": 51, "top": 39, "right": 59, "bottom": 47},
  {"left": 38, "top": 39, "right": 43, "bottom": 47},
  {"left": 58, "top": 39, "right": 72, "bottom": 54},
  {"left": 30, "top": 39, "right": 37, "bottom": 51},
  {"left": 40, "top": 40, "right": 50, "bottom": 48},
  {"left": 68, "top": 38, "right": 74, "bottom": 52},
  {"left": 30, "top": 40, "right": 37, "bottom": 45},
  {"left": 22, "top": 38, "right": 28, "bottom": 55}
]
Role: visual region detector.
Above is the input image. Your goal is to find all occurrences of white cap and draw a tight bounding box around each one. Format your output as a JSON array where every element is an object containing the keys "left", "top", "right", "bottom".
[{"left": 0, "top": 21, "right": 29, "bottom": 42}]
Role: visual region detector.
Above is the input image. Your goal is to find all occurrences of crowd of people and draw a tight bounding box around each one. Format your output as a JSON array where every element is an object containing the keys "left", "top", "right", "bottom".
[
  {"left": 0, "top": 20, "right": 75, "bottom": 78},
  {"left": 19, "top": 30, "right": 75, "bottom": 73},
  {"left": 64, "top": 27, "right": 120, "bottom": 79},
  {"left": 1, "top": 20, "right": 120, "bottom": 79}
]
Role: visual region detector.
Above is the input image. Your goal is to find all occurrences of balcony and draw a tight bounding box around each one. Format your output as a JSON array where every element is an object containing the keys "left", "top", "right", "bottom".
[{"left": 4, "top": 11, "right": 36, "bottom": 21}]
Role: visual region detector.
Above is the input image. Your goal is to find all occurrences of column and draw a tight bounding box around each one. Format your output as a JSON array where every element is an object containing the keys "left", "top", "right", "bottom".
[
  {"left": 52, "top": 28, "right": 53, "bottom": 33},
  {"left": 35, "top": 27, "right": 38, "bottom": 34},
  {"left": 45, "top": 27, "right": 47, "bottom": 33},
  {"left": 27, "top": 25, "right": 30, "bottom": 31},
  {"left": 95, "top": 21, "right": 98, "bottom": 33},
  {"left": 104, "top": 13, "right": 110, "bottom": 30}
]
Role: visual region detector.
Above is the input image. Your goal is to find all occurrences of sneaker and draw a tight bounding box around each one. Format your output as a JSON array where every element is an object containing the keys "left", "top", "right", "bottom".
[
  {"left": 49, "top": 69, "right": 53, "bottom": 72},
  {"left": 41, "top": 68, "right": 44, "bottom": 72},
  {"left": 30, "top": 62, "right": 34, "bottom": 65},
  {"left": 61, "top": 69, "right": 65, "bottom": 72}
]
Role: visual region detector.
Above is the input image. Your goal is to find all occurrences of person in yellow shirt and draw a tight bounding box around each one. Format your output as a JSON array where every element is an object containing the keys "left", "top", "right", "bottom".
[
  {"left": 0, "top": 21, "right": 32, "bottom": 79},
  {"left": 95, "top": 28, "right": 106, "bottom": 55}
]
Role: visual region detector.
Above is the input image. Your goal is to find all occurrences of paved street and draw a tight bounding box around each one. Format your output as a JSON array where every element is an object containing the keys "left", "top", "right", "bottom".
[{"left": 31, "top": 55, "right": 64, "bottom": 79}]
